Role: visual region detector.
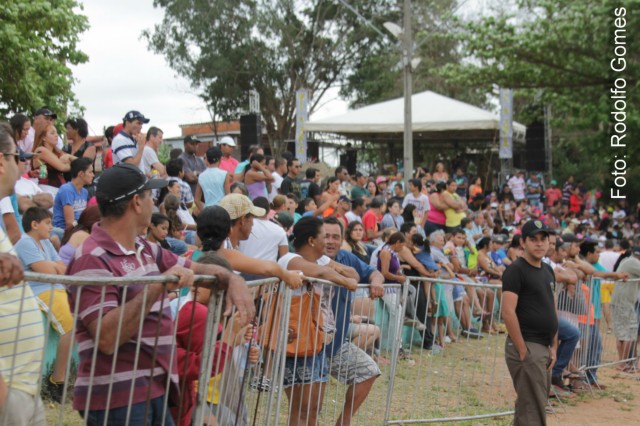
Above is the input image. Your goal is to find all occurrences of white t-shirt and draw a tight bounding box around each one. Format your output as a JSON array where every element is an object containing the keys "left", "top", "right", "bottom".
[
  {"left": 508, "top": 176, "right": 526, "bottom": 200},
  {"left": 0, "top": 196, "right": 15, "bottom": 215},
  {"left": 402, "top": 192, "right": 430, "bottom": 223},
  {"left": 111, "top": 131, "right": 138, "bottom": 164},
  {"left": 15, "top": 177, "right": 43, "bottom": 197},
  {"left": 345, "top": 211, "right": 361, "bottom": 224},
  {"left": 238, "top": 219, "right": 288, "bottom": 262},
  {"left": 270, "top": 172, "right": 283, "bottom": 201},
  {"left": 140, "top": 146, "right": 160, "bottom": 175},
  {"left": 599, "top": 250, "right": 621, "bottom": 272}
]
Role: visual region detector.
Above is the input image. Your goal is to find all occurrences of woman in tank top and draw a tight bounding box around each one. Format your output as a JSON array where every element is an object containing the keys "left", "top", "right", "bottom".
[
  {"left": 243, "top": 153, "right": 274, "bottom": 200},
  {"left": 32, "top": 124, "right": 75, "bottom": 188},
  {"left": 425, "top": 181, "right": 447, "bottom": 236}
]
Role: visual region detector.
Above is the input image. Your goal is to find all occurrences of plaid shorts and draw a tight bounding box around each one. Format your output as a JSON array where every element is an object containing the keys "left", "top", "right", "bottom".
[{"left": 326, "top": 342, "right": 381, "bottom": 385}]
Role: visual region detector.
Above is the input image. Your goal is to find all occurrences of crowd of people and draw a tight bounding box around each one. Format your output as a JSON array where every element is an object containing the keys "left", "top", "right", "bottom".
[{"left": 0, "top": 107, "right": 638, "bottom": 426}]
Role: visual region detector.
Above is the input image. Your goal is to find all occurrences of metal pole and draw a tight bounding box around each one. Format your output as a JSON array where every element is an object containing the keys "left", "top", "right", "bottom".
[{"left": 403, "top": 0, "right": 413, "bottom": 187}]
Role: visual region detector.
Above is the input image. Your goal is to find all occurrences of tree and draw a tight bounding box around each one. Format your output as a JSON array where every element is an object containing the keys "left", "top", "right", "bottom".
[
  {"left": 442, "top": 0, "right": 640, "bottom": 203},
  {"left": 341, "top": 0, "right": 486, "bottom": 109},
  {"left": 0, "top": 0, "right": 89, "bottom": 117},
  {"left": 145, "top": 0, "right": 401, "bottom": 156}
]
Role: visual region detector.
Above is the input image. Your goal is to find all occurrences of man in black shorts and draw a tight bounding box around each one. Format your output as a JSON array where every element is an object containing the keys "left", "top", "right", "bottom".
[{"left": 502, "top": 220, "right": 558, "bottom": 425}]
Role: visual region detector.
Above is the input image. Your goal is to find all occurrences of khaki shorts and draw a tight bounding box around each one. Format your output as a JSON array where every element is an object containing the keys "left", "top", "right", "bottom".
[
  {"left": 37, "top": 289, "right": 73, "bottom": 334},
  {"left": 612, "top": 305, "right": 638, "bottom": 342}
]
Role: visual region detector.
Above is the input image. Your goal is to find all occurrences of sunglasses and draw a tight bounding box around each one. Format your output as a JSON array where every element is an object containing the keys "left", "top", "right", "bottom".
[{"left": 2, "top": 152, "right": 21, "bottom": 164}]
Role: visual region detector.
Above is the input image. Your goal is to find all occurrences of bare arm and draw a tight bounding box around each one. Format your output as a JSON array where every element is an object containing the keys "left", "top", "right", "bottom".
[
  {"left": 379, "top": 250, "right": 405, "bottom": 283},
  {"left": 28, "top": 260, "right": 67, "bottom": 275},
  {"left": 2, "top": 213, "right": 21, "bottom": 245},
  {"left": 32, "top": 193, "right": 54, "bottom": 210},
  {"left": 219, "top": 248, "right": 303, "bottom": 289},
  {"left": 122, "top": 134, "right": 146, "bottom": 166},
  {"left": 286, "top": 256, "right": 357, "bottom": 291},
  {"left": 63, "top": 205, "right": 75, "bottom": 229},
  {"left": 34, "top": 148, "right": 71, "bottom": 172},
  {"left": 194, "top": 183, "right": 204, "bottom": 211}
]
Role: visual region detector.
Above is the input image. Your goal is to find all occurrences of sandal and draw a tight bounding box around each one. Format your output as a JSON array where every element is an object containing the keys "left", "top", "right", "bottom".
[{"left": 562, "top": 371, "right": 585, "bottom": 380}]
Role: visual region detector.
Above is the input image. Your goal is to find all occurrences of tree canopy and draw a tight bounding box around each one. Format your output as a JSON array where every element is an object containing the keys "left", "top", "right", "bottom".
[
  {"left": 0, "top": 0, "right": 89, "bottom": 117},
  {"left": 443, "top": 0, "right": 639, "bottom": 202},
  {"left": 145, "top": 0, "right": 405, "bottom": 154}
]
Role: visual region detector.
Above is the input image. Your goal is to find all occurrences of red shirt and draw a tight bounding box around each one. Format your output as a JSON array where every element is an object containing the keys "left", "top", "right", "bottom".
[
  {"left": 362, "top": 209, "right": 381, "bottom": 242},
  {"left": 219, "top": 156, "right": 239, "bottom": 175},
  {"left": 545, "top": 187, "right": 561, "bottom": 207}
]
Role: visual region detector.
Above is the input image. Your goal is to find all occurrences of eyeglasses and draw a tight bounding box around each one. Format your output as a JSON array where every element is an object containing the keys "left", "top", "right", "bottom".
[{"left": 1, "top": 152, "right": 20, "bottom": 164}]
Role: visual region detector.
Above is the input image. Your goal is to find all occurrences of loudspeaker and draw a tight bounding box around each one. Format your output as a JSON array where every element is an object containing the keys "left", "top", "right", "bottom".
[
  {"left": 240, "top": 113, "right": 261, "bottom": 159},
  {"left": 525, "top": 119, "right": 546, "bottom": 172}
]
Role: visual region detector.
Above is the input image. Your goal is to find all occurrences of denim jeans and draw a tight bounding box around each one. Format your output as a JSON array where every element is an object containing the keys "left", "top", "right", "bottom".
[
  {"left": 552, "top": 318, "right": 580, "bottom": 378},
  {"left": 81, "top": 396, "right": 174, "bottom": 426}
]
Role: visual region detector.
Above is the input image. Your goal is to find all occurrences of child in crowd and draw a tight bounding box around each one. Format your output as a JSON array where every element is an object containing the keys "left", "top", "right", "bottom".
[{"left": 14, "top": 207, "right": 73, "bottom": 403}]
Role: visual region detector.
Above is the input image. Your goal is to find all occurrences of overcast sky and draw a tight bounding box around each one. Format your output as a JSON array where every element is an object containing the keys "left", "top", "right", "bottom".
[{"left": 71, "top": 1, "right": 348, "bottom": 139}]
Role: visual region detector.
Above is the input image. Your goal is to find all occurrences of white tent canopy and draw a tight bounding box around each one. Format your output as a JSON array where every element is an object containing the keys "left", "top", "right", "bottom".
[{"left": 304, "top": 90, "right": 526, "bottom": 136}]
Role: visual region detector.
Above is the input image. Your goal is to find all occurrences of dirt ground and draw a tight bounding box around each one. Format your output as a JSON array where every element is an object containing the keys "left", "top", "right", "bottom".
[{"left": 548, "top": 367, "right": 640, "bottom": 426}]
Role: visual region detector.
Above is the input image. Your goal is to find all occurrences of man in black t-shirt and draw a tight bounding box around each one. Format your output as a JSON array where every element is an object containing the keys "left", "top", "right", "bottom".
[
  {"left": 280, "top": 158, "right": 301, "bottom": 198},
  {"left": 502, "top": 220, "right": 558, "bottom": 426}
]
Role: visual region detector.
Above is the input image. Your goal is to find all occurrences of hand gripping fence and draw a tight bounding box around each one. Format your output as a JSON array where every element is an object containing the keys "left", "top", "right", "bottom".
[{"left": 2, "top": 272, "right": 637, "bottom": 425}]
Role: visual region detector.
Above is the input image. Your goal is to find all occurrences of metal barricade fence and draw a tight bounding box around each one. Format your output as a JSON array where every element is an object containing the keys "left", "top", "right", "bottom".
[
  {"left": 2, "top": 272, "right": 408, "bottom": 426},
  {"left": 10, "top": 271, "right": 634, "bottom": 425},
  {"left": 383, "top": 276, "right": 514, "bottom": 424},
  {"left": 555, "top": 276, "right": 640, "bottom": 388}
]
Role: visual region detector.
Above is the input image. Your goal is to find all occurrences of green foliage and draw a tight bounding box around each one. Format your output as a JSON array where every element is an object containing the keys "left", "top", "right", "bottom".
[
  {"left": 158, "top": 142, "right": 171, "bottom": 165},
  {"left": 0, "top": 0, "right": 89, "bottom": 117},
  {"left": 341, "top": 0, "right": 488, "bottom": 108},
  {"left": 145, "top": 0, "right": 401, "bottom": 155},
  {"left": 443, "top": 0, "right": 640, "bottom": 203}
]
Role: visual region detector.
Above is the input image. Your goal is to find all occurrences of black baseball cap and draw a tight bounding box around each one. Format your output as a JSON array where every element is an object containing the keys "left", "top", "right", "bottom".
[
  {"left": 123, "top": 110, "right": 150, "bottom": 124},
  {"left": 96, "top": 163, "right": 167, "bottom": 204},
  {"left": 184, "top": 135, "right": 201, "bottom": 144},
  {"left": 338, "top": 195, "right": 351, "bottom": 203},
  {"left": 272, "top": 212, "right": 294, "bottom": 230},
  {"left": 33, "top": 108, "right": 57, "bottom": 119},
  {"left": 521, "top": 219, "right": 550, "bottom": 239}
]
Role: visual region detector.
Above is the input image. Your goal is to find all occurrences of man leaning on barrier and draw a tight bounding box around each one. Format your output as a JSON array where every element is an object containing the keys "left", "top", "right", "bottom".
[
  {"left": 66, "top": 163, "right": 254, "bottom": 425},
  {"left": 502, "top": 220, "right": 558, "bottom": 426},
  {"left": 323, "top": 216, "right": 384, "bottom": 426}
]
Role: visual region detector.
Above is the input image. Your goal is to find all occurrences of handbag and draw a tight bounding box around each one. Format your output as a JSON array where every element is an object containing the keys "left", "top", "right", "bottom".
[{"left": 259, "top": 283, "right": 325, "bottom": 357}]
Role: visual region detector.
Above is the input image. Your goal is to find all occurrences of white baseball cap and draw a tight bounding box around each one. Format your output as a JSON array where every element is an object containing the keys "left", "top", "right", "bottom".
[{"left": 218, "top": 136, "right": 236, "bottom": 147}]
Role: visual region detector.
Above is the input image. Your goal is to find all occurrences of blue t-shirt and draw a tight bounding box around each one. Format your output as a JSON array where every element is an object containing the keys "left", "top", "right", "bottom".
[
  {"left": 414, "top": 250, "right": 439, "bottom": 272},
  {"left": 325, "top": 250, "right": 375, "bottom": 357},
  {"left": 490, "top": 250, "right": 505, "bottom": 267},
  {"left": 591, "top": 262, "right": 606, "bottom": 320},
  {"left": 14, "top": 234, "right": 63, "bottom": 296},
  {"left": 53, "top": 182, "right": 88, "bottom": 228}
]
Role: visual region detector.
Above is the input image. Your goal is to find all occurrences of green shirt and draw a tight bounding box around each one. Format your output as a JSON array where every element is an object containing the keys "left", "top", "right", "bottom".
[{"left": 351, "top": 185, "right": 371, "bottom": 200}]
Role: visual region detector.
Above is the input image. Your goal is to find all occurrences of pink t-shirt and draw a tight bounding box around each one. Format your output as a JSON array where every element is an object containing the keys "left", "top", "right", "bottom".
[{"left": 219, "top": 157, "right": 239, "bottom": 175}]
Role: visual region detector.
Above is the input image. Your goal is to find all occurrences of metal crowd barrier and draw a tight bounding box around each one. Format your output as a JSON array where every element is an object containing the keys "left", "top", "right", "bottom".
[
  {"left": 383, "top": 276, "right": 514, "bottom": 425},
  {"left": 2, "top": 271, "right": 636, "bottom": 426},
  {"left": 556, "top": 276, "right": 640, "bottom": 388}
]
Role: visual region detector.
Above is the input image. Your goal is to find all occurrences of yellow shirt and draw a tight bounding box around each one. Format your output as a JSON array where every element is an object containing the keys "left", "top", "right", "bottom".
[
  {"left": 444, "top": 193, "right": 466, "bottom": 228},
  {"left": 0, "top": 228, "right": 45, "bottom": 396}
]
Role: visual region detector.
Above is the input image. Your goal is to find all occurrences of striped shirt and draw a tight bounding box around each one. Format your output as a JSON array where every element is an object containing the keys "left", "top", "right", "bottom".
[
  {"left": 67, "top": 223, "right": 191, "bottom": 411},
  {"left": 0, "top": 228, "right": 45, "bottom": 396}
]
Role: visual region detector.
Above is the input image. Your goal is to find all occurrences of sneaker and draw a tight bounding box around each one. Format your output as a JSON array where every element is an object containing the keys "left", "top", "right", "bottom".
[
  {"left": 551, "top": 375, "right": 566, "bottom": 388},
  {"left": 43, "top": 375, "right": 65, "bottom": 404},
  {"left": 461, "top": 328, "right": 484, "bottom": 339},
  {"left": 444, "top": 336, "right": 452, "bottom": 344}
]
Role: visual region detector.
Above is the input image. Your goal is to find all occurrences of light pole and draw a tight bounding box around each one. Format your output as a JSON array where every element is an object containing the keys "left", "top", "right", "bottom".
[{"left": 402, "top": 0, "right": 413, "bottom": 188}]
